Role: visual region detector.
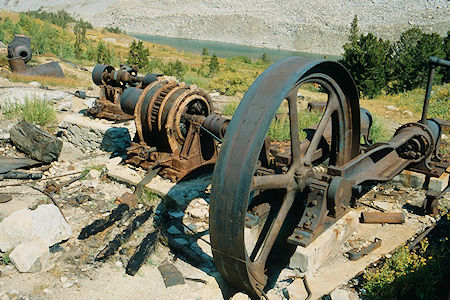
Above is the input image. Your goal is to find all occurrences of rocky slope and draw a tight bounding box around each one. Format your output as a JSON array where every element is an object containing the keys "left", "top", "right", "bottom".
[{"left": 0, "top": 0, "right": 448, "bottom": 55}]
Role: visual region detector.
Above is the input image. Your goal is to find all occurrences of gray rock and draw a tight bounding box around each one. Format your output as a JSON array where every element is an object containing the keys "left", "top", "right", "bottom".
[
  {"left": 57, "top": 101, "right": 73, "bottom": 112},
  {"left": 9, "top": 238, "right": 50, "bottom": 273},
  {"left": 0, "top": 204, "right": 72, "bottom": 252},
  {"left": 58, "top": 142, "right": 84, "bottom": 162},
  {"left": 330, "top": 288, "right": 358, "bottom": 300},
  {"left": 87, "top": 169, "right": 101, "bottom": 180}
]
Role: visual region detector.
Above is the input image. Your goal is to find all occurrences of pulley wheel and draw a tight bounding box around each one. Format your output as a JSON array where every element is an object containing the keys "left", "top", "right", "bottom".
[{"left": 210, "top": 57, "right": 361, "bottom": 297}]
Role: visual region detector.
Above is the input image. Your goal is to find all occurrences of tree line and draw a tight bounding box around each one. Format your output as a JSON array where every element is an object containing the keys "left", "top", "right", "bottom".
[{"left": 340, "top": 15, "right": 449, "bottom": 98}]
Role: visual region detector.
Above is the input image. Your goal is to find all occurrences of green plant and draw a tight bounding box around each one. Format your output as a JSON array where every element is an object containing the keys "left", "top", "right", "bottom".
[
  {"left": 1, "top": 251, "right": 10, "bottom": 264},
  {"left": 163, "top": 60, "right": 186, "bottom": 80},
  {"left": 127, "top": 40, "right": 150, "bottom": 69},
  {"left": 103, "top": 26, "right": 122, "bottom": 34},
  {"left": 222, "top": 100, "right": 240, "bottom": 116},
  {"left": 24, "top": 8, "right": 77, "bottom": 28},
  {"left": 210, "top": 71, "right": 255, "bottom": 96},
  {"left": 340, "top": 16, "right": 392, "bottom": 98},
  {"left": 369, "top": 115, "right": 391, "bottom": 143},
  {"left": 208, "top": 53, "right": 219, "bottom": 76},
  {"left": 361, "top": 214, "right": 450, "bottom": 300},
  {"left": 267, "top": 110, "right": 321, "bottom": 142},
  {"left": 95, "top": 41, "right": 112, "bottom": 64},
  {"left": 202, "top": 47, "right": 209, "bottom": 56},
  {"left": 390, "top": 28, "right": 445, "bottom": 93},
  {"left": 139, "top": 190, "right": 160, "bottom": 207},
  {"left": 2, "top": 97, "right": 56, "bottom": 126}
]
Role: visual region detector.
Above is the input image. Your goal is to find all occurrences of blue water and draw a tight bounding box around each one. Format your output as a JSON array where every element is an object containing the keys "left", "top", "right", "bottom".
[{"left": 133, "top": 34, "right": 337, "bottom": 61}]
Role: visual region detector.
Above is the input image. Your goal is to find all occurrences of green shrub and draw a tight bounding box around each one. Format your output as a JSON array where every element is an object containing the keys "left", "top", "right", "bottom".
[
  {"left": 127, "top": 40, "right": 150, "bottom": 69},
  {"left": 222, "top": 101, "right": 240, "bottom": 116},
  {"left": 104, "top": 26, "right": 122, "bottom": 34},
  {"left": 163, "top": 60, "right": 186, "bottom": 80},
  {"left": 210, "top": 71, "right": 255, "bottom": 96},
  {"left": 369, "top": 115, "right": 391, "bottom": 143},
  {"left": 340, "top": 16, "right": 392, "bottom": 98},
  {"left": 361, "top": 214, "right": 450, "bottom": 300},
  {"left": 390, "top": 28, "right": 445, "bottom": 93},
  {"left": 208, "top": 53, "right": 219, "bottom": 76},
  {"left": 24, "top": 8, "right": 76, "bottom": 28},
  {"left": 268, "top": 110, "right": 321, "bottom": 142},
  {"left": 2, "top": 97, "right": 56, "bottom": 127}
]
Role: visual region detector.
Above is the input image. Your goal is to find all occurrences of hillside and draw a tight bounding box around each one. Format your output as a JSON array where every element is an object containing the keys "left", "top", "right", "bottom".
[{"left": 0, "top": 0, "right": 448, "bottom": 55}]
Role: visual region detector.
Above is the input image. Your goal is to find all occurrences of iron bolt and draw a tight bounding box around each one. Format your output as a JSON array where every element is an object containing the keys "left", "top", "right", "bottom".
[{"left": 303, "top": 221, "right": 311, "bottom": 229}]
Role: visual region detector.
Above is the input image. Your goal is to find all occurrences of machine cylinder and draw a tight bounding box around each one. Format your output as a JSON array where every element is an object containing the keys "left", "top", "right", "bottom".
[{"left": 120, "top": 87, "right": 143, "bottom": 115}]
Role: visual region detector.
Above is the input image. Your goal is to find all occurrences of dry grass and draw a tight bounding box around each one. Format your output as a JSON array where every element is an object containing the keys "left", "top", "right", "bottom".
[{"left": 5, "top": 73, "right": 90, "bottom": 88}]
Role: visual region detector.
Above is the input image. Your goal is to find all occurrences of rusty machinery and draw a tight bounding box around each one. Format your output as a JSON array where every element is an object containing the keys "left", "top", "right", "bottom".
[
  {"left": 7, "top": 34, "right": 65, "bottom": 78},
  {"left": 208, "top": 57, "right": 449, "bottom": 297},
  {"left": 117, "top": 77, "right": 230, "bottom": 182},
  {"left": 88, "top": 64, "right": 150, "bottom": 121}
]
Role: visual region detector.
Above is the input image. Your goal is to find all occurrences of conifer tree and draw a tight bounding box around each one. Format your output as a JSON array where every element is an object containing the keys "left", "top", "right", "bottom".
[
  {"left": 127, "top": 40, "right": 150, "bottom": 69},
  {"left": 208, "top": 53, "right": 219, "bottom": 76}
]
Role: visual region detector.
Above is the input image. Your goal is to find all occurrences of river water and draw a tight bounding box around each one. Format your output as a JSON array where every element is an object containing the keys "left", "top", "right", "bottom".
[{"left": 133, "top": 34, "right": 338, "bottom": 61}]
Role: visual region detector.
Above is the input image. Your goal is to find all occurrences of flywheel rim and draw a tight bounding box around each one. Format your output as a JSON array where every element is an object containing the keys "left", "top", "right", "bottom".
[{"left": 210, "top": 57, "right": 360, "bottom": 297}]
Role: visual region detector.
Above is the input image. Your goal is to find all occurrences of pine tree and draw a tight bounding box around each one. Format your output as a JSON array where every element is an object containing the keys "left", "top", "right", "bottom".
[
  {"left": 349, "top": 15, "right": 359, "bottom": 44},
  {"left": 208, "top": 53, "right": 219, "bottom": 76},
  {"left": 340, "top": 16, "right": 392, "bottom": 98},
  {"left": 127, "top": 40, "right": 150, "bottom": 69},
  {"left": 74, "top": 20, "right": 88, "bottom": 58},
  {"left": 202, "top": 47, "right": 209, "bottom": 56},
  {"left": 96, "top": 41, "right": 112, "bottom": 64},
  {"left": 390, "top": 28, "right": 445, "bottom": 92}
]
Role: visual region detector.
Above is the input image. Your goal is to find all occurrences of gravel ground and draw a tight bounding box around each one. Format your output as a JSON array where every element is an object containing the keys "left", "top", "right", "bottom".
[{"left": 0, "top": 0, "right": 448, "bottom": 55}]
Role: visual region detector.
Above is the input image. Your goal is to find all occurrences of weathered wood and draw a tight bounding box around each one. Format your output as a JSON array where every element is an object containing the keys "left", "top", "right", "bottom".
[
  {"left": 361, "top": 212, "right": 405, "bottom": 224},
  {"left": 0, "top": 156, "right": 41, "bottom": 174},
  {"left": 78, "top": 204, "right": 129, "bottom": 240},
  {"left": 9, "top": 121, "right": 62, "bottom": 163}
]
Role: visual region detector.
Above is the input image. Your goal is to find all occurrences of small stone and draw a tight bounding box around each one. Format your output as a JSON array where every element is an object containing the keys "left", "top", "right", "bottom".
[
  {"left": 167, "top": 225, "right": 182, "bottom": 235},
  {"left": 57, "top": 102, "right": 73, "bottom": 112},
  {"left": 49, "top": 244, "right": 64, "bottom": 254},
  {"left": 330, "top": 288, "right": 351, "bottom": 300},
  {"left": 87, "top": 169, "right": 101, "bottom": 180},
  {"left": 0, "top": 294, "right": 9, "bottom": 300},
  {"left": 28, "top": 81, "right": 41, "bottom": 87},
  {"left": 231, "top": 292, "right": 249, "bottom": 300},
  {"left": 385, "top": 254, "right": 391, "bottom": 258},
  {"left": 115, "top": 261, "right": 123, "bottom": 268},
  {"left": 402, "top": 110, "right": 413, "bottom": 117},
  {"left": 386, "top": 105, "right": 399, "bottom": 111},
  {"left": 9, "top": 239, "right": 50, "bottom": 273},
  {"left": 62, "top": 281, "right": 74, "bottom": 288},
  {"left": 42, "top": 289, "right": 52, "bottom": 294},
  {"left": 188, "top": 207, "right": 209, "bottom": 219}
]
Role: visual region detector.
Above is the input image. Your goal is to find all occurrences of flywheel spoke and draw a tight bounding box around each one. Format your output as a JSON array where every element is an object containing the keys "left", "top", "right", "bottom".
[
  {"left": 248, "top": 189, "right": 297, "bottom": 272},
  {"left": 287, "top": 89, "right": 301, "bottom": 164},
  {"left": 303, "top": 93, "right": 336, "bottom": 163}
]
